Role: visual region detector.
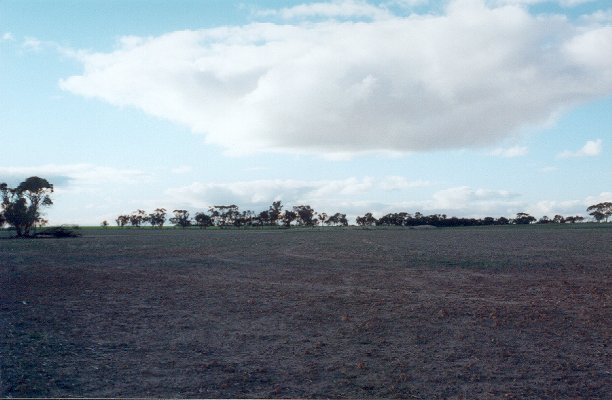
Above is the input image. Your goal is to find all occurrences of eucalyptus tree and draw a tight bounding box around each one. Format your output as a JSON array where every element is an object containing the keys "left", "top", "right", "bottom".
[
  {"left": 356, "top": 212, "right": 377, "bottom": 227},
  {"left": 0, "top": 176, "right": 54, "bottom": 237},
  {"left": 194, "top": 212, "right": 213, "bottom": 229},
  {"left": 129, "top": 209, "right": 148, "bottom": 227},
  {"left": 170, "top": 209, "right": 191, "bottom": 228},
  {"left": 149, "top": 208, "right": 167, "bottom": 228},
  {"left": 282, "top": 210, "right": 297, "bottom": 227},
  {"left": 269, "top": 201, "right": 283, "bottom": 226},
  {"left": 587, "top": 202, "right": 612, "bottom": 222},
  {"left": 293, "top": 205, "right": 317, "bottom": 226}
]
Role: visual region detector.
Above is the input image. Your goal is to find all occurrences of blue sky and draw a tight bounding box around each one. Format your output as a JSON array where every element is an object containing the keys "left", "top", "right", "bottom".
[{"left": 1, "top": 0, "right": 611, "bottom": 225}]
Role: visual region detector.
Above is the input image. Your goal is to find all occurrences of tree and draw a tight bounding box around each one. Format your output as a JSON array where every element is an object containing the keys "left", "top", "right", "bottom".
[
  {"left": 538, "top": 215, "right": 551, "bottom": 224},
  {"left": 327, "top": 212, "right": 348, "bottom": 226},
  {"left": 497, "top": 216, "right": 510, "bottom": 225},
  {"left": 356, "top": 212, "right": 377, "bottom": 227},
  {"left": 269, "top": 201, "right": 283, "bottom": 226},
  {"left": 565, "top": 215, "right": 584, "bottom": 224},
  {"left": 293, "top": 205, "right": 316, "bottom": 226},
  {"left": 318, "top": 212, "right": 328, "bottom": 226},
  {"left": 482, "top": 217, "right": 496, "bottom": 225},
  {"left": 257, "top": 210, "right": 271, "bottom": 227},
  {"left": 149, "top": 208, "right": 167, "bottom": 229},
  {"left": 194, "top": 212, "right": 213, "bottom": 229},
  {"left": 514, "top": 212, "right": 536, "bottom": 225},
  {"left": 0, "top": 177, "right": 54, "bottom": 237},
  {"left": 115, "top": 215, "right": 129, "bottom": 227},
  {"left": 101, "top": 220, "right": 109, "bottom": 228},
  {"left": 587, "top": 202, "right": 612, "bottom": 222},
  {"left": 209, "top": 205, "right": 240, "bottom": 227},
  {"left": 281, "top": 210, "right": 297, "bottom": 227},
  {"left": 129, "top": 209, "right": 148, "bottom": 227},
  {"left": 170, "top": 209, "right": 191, "bottom": 228},
  {"left": 552, "top": 215, "right": 565, "bottom": 224}
]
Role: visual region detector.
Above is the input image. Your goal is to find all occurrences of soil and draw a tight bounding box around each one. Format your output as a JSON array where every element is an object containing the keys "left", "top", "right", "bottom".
[{"left": 1, "top": 225, "right": 610, "bottom": 398}]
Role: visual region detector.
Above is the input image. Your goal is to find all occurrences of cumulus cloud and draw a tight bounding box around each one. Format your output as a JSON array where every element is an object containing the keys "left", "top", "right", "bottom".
[
  {"left": 557, "top": 138, "right": 602, "bottom": 158},
  {"left": 2, "top": 32, "right": 14, "bottom": 41},
  {"left": 491, "top": 145, "right": 528, "bottom": 157},
  {"left": 60, "top": 0, "right": 612, "bottom": 156}
]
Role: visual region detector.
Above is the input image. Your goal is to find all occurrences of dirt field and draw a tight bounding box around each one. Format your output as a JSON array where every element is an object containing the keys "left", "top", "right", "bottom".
[{"left": 1, "top": 225, "right": 610, "bottom": 398}]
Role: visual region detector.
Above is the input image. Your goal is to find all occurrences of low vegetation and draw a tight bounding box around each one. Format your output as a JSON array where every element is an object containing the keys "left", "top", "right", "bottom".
[{"left": 34, "top": 225, "right": 82, "bottom": 238}]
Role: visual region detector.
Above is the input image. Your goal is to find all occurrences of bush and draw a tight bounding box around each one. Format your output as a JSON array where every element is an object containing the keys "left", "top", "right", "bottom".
[{"left": 35, "top": 225, "right": 82, "bottom": 238}]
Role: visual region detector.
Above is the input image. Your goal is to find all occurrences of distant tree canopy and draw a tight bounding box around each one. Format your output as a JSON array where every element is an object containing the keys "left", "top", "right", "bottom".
[
  {"left": 170, "top": 210, "right": 191, "bottom": 228},
  {"left": 149, "top": 208, "right": 167, "bottom": 229},
  {"left": 194, "top": 212, "right": 213, "bottom": 229},
  {"left": 514, "top": 212, "right": 537, "bottom": 225},
  {"left": 0, "top": 177, "right": 54, "bottom": 237},
  {"left": 587, "top": 202, "right": 612, "bottom": 223},
  {"left": 111, "top": 199, "right": 605, "bottom": 230}
]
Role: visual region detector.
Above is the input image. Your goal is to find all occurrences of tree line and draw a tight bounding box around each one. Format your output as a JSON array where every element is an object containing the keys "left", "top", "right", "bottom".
[
  {"left": 0, "top": 177, "right": 610, "bottom": 237},
  {"left": 108, "top": 202, "right": 350, "bottom": 229},
  {"left": 107, "top": 201, "right": 612, "bottom": 229}
]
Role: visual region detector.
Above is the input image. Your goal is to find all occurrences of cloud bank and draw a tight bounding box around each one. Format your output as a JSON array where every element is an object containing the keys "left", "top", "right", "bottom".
[
  {"left": 164, "top": 177, "right": 609, "bottom": 222},
  {"left": 60, "top": 0, "right": 612, "bottom": 155},
  {"left": 165, "top": 176, "right": 431, "bottom": 209}
]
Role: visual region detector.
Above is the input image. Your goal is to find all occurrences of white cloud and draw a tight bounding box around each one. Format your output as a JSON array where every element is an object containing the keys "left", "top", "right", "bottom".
[
  {"left": 429, "top": 186, "right": 518, "bottom": 211},
  {"left": 164, "top": 178, "right": 531, "bottom": 222},
  {"left": 529, "top": 199, "right": 582, "bottom": 216},
  {"left": 528, "top": 192, "right": 611, "bottom": 216},
  {"left": 257, "top": 0, "right": 391, "bottom": 20},
  {"left": 0, "top": 164, "right": 150, "bottom": 187},
  {"left": 379, "top": 176, "right": 431, "bottom": 190},
  {"left": 563, "top": 27, "right": 612, "bottom": 70},
  {"left": 491, "top": 0, "right": 595, "bottom": 6},
  {"left": 585, "top": 191, "right": 612, "bottom": 205},
  {"left": 557, "top": 138, "right": 602, "bottom": 158},
  {"left": 558, "top": 0, "right": 595, "bottom": 7},
  {"left": 60, "top": 0, "right": 612, "bottom": 156},
  {"left": 491, "top": 145, "right": 528, "bottom": 157},
  {"left": 165, "top": 176, "right": 429, "bottom": 209},
  {"left": 2, "top": 32, "right": 14, "bottom": 41},
  {"left": 22, "top": 37, "right": 42, "bottom": 51},
  {"left": 580, "top": 9, "right": 612, "bottom": 26}
]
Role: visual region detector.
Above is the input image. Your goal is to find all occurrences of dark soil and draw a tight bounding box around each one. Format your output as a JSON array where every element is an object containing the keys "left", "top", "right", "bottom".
[{"left": 1, "top": 225, "right": 610, "bottom": 398}]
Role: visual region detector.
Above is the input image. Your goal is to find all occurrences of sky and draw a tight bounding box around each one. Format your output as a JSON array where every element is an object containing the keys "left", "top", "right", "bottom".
[{"left": 1, "top": 0, "right": 611, "bottom": 225}]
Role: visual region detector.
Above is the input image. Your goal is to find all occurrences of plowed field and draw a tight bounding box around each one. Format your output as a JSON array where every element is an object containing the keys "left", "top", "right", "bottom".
[{"left": 1, "top": 225, "right": 610, "bottom": 398}]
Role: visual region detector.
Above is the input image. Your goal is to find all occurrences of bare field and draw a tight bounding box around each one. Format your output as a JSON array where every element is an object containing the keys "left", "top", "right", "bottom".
[{"left": 1, "top": 225, "right": 611, "bottom": 398}]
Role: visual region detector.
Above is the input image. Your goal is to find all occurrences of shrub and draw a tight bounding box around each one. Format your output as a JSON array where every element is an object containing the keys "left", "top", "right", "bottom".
[{"left": 35, "top": 225, "right": 82, "bottom": 238}]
